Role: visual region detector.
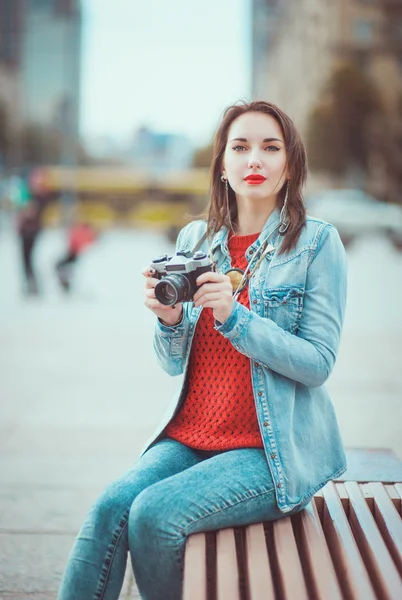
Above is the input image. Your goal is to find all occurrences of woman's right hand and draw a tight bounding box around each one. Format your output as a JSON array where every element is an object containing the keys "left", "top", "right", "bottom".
[{"left": 142, "top": 267, "right": 183, "bottom": 326}]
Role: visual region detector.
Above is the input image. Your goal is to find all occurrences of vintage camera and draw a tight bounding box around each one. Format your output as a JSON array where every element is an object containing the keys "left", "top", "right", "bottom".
[{"left": 151, "top": 250, "right": 214, "bottom": 306}]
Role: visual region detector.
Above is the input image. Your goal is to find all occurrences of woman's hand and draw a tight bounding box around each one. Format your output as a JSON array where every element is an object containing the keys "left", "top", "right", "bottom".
[
  {"left": 193, "top": 271, "right": 233, "bottom": 324},
  {"left": 142, "top": 267, "right": 183, "bottom": 325}
]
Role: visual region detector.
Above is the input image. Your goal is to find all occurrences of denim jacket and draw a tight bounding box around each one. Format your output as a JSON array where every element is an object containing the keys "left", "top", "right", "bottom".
[{"left": 141, "top": 207, "right": 348, "bottom": 513}]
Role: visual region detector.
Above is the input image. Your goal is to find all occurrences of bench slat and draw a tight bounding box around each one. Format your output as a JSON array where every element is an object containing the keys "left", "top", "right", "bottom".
[
  {"left": 297, "top": 498, "right": 344, "bottom": 600},
  {"left": 394, "top": 483, "right": 402, "bottom": 505},
  {"left": 216, "top": 528, "right": 241, "bottom": 600},
  {"left": 313, "top": 489, "right": 324, "bottom": 521},
  {"left": 360, "top": 483, "right": 374, "bottom": 511},
  {"left": 245, "top": 523, "right": 275, "bottom": 600},
  {"left": 385, "top": 485, "right": 402, "bottom": 514},
  {"left": 323, "top": 481, "right": 377, "bottom": 600},
  {"left": 335, "top": 482, "right": 350, "bottom": 515},
  {"left": 272, "top": 516, "right": 309, "bottom": 600},
  {"left": 183, "top": 532, "right": 207, "bottom": 600},
  {"left": 345, "top": 481, "right": 402, "bottom": 600},
  {"left": 369, "top": 482, "right": 402, "bottom": 575}
]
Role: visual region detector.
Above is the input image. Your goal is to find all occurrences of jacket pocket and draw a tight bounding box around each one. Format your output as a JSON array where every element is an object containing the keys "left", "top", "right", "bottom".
[{"left": 261, "top": 286, "right": 304, "bottom": 333}]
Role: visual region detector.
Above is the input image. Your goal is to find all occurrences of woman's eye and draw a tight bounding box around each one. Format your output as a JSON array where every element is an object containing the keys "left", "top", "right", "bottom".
[{"left": 231, "top": 144, "right": 281, "bottom": 152}]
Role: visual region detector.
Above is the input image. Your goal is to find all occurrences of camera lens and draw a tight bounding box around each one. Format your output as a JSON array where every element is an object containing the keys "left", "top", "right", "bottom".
[
  {"left": 161, "top": 281, "right": 177, "bottom": 303},
  {"left": 155, "top": 274, "right": 192, "bottom": 306}
]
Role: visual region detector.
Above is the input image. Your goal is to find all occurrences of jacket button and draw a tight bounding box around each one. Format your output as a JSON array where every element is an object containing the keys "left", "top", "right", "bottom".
[
  {"left": 258, "top": 391, "right": 262, "bottom": 396},
  {"left": 271, "top": 453, "right": 276, "bottom": 459},
  {"left": 277, "top": 483, "right": 282, "bottom": 489},
  {"left": 254, "top": 362, "right": 259, "bottom": 367},
  {"left": 263, "top": 421, "right": 269, "bottom": 427},
  {"left": 249, "top": 249, "right": 254, "bottom": 255},
  {"left": 253, "top": 299, "right": 257, "bottom": 304}
]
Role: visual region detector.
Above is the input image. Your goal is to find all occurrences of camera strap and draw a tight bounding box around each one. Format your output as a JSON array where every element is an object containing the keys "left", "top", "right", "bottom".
[
  {"left": 190, "top": 226, "right": 279, "bottom": 300},
  {"left": 191, "top": 231, "right": 208, "bottom": 255}
]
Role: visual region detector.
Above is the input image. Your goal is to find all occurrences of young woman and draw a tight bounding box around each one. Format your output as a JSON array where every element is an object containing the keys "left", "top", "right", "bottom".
[{"left": 58, "top": 101, "right": 347, "bottom": 600}]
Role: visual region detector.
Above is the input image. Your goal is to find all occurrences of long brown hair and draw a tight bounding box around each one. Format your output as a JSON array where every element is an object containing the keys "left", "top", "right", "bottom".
[{"left": 206, "top": 101, "right": 307, "bottom": 254}]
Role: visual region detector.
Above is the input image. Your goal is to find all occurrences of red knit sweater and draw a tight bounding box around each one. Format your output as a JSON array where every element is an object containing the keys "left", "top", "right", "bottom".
[{"left": 165, "top": 232, "right": 264, "bottom": 450}]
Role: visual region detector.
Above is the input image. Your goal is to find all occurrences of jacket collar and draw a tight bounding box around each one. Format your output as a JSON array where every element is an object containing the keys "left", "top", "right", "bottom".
[{"left": 210, "top": 206, "right": 281, "bottom": 254}]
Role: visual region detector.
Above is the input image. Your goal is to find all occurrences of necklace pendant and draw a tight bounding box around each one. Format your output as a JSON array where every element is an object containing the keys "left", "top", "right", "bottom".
[{"left": 225, "top": 268, "right": 248, "bottom": 294}]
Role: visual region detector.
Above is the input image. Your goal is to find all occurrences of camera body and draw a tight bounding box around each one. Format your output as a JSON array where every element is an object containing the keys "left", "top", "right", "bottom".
[{"left": 151, "top": 250, "right": 213, "bottom": 306}]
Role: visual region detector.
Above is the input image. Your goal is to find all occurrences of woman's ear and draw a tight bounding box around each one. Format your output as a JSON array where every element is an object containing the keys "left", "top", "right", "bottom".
[{"left": 220, "top": 158, "right": 226, "bottom": 179}]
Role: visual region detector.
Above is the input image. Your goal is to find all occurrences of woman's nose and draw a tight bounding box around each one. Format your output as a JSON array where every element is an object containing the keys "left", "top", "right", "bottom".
[{"left": 248, "top": 153, "right": 262, "bottom": 169}]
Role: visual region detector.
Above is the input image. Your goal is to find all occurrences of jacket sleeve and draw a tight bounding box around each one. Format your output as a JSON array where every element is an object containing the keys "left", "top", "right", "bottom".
[
  {"left": 152, "top": 225, "right": 193, "bottom": 376},
  {"left": 153, "top": 310, "right": 191, "bottom": 376},
  {"left": 215, "top": 224, "right": 347, "bottom": 387}
]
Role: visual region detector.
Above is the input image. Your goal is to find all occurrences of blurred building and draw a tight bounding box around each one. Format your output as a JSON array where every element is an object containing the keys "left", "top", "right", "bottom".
[
  {"left": 251, "top": 0, "right": 402, "bottom": 200},
  {"left": 0, "top": 0, "right": 24, "bottom": 163},
  {"left": 21, "top": 0, "right": 82, "bottom": 138},
  {"left": 130, "top": 126, "right": 194, "bottom": 175},
  {"left": 251, "top": 0, "right": 282, "bottom": 101},
  {"left": 251, "top": 0, "right": 402, "bottom": 135},
  {"left": 0, "top": 0, "right": 82, "bottom": 168}
]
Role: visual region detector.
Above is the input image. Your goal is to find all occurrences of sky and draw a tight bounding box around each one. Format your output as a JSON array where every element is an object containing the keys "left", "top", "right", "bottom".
[{"left": 80, "top": 0, "right": 251, "bottom": 148}]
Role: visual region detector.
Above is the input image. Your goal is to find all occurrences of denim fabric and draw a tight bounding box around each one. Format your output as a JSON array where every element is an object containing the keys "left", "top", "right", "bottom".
[
  {"left": 146, "top": 207, "right": 348, "bottom": 512},
  {"left": 58, "top": 437, "right": 296, "bottom": 600}
]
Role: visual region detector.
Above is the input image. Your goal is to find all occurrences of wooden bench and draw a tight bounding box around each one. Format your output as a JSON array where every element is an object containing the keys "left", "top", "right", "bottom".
[{"left": 183, "top": 449, "right": 402, "bottom": 600}]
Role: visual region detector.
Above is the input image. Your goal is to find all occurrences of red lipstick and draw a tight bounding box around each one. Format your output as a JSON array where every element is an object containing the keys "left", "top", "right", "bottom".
[{"left": 244, "top": 174, "right": 266, "bottom": 185}]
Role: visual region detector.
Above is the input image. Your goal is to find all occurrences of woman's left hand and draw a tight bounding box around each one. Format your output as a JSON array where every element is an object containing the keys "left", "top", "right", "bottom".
[{"left": 194, "top": 271, "right": 233, "bottom": 324}]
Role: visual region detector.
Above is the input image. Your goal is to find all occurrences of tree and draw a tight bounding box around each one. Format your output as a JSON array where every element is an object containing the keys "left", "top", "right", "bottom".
[
  {"left": 18, "top": 123, "right": 60, "bottom": 165},
  {"left": 0, "top": 100, "right": 12, "bottom": 166},
  {"left": 192, "top": 144, "right": 213, "bottom": 168},
  {"left": 307, "top": 62, "right": 382, "bottom": 176},
  {"left": 17, "top": 123, "right": 92, "bottom": 167}
]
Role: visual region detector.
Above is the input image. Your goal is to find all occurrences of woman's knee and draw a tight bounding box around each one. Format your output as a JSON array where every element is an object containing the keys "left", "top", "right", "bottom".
[
  {"left": 83, "top": 479, "right": 136, "bottom": 537},
  {"left": 128, "top": 484, "right": 185, "bottom": 547}
]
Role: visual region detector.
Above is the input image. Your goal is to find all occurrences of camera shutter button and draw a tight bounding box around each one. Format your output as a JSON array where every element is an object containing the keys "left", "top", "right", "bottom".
[{"left": 153, "top": 254, "right": 168, "bottom": 263}]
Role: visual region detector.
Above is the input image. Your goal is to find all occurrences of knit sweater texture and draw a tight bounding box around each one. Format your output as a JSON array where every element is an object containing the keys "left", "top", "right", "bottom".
[{"left": 165, "top": 231, "right": 264, "bottom": 450}]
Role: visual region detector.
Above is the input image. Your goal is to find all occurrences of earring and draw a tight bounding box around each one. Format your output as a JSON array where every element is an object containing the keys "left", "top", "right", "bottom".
[
  {"left": 221, "top": 175, "right": 235, "bottom": 233},
  {"left": 279, "top": 181, "right": 290, "bottom": 235}
]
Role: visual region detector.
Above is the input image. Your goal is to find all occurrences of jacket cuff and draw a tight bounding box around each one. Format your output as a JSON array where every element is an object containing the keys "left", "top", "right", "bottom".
[
  {"left": 156, "top": 314, "right": 184, "bottom": 333},
  {"left": 214, "top": 302, "right": 252, "bottom": 339}
]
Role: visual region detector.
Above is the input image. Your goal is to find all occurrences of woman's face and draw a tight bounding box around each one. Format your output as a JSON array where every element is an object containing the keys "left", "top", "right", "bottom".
[{"left": 222, "top": 111, "right": 288, "bottom": 205}]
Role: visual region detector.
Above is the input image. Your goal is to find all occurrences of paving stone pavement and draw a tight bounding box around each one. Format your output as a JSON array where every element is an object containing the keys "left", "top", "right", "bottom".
[{"left": 0, "top": 224, "right": 401, "bottom": 598}]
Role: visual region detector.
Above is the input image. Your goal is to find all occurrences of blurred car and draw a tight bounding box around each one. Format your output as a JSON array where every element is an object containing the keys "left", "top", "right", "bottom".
[{"left": 306, "top": 189, "right": 402, "bottom": 249}]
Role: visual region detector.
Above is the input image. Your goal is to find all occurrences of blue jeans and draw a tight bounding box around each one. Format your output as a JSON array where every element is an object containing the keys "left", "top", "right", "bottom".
[{"left": 58, "top": 437, "right": 294, "bottom": 600}]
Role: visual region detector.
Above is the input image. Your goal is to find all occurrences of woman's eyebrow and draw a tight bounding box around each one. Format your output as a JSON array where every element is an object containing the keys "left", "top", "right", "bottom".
[{"left": 228, "top": 137, "right": 283, "bottom": 143}]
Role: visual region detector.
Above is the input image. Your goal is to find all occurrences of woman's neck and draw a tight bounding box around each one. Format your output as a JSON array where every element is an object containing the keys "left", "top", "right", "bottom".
[{"left": 235, "top": 200, "right": 277, "bottom": 236}]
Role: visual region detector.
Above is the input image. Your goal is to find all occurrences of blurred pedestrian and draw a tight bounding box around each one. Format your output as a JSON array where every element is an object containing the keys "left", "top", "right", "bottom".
[
  {"left": 58, "top": 101, "right": 348, "bottom": 600},
  {"left": 8, "top": 171, "right": 31, "bottom": 208},
  {"left": 55, "top": 221, "right": 97, "bottom": 292},
  {"left": 16, "top": 200, "right": 42, "bottom": 295}
]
